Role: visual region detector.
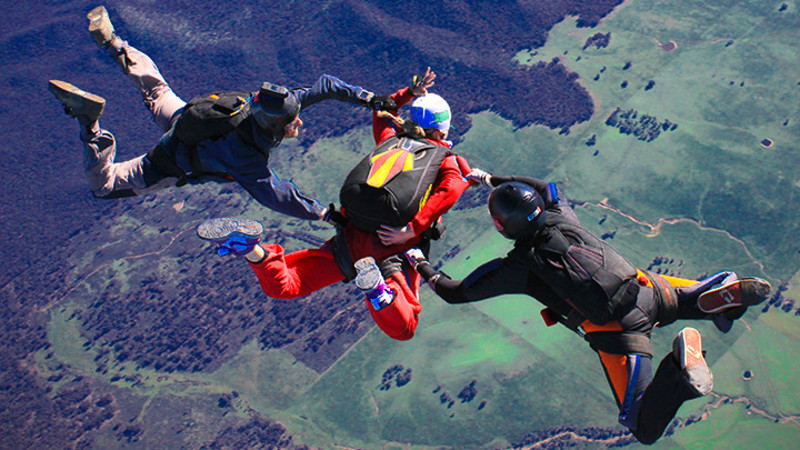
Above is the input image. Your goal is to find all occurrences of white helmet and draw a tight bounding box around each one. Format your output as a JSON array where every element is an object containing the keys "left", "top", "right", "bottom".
[{"left": 410, "top": 93, "right": 451, "bottom": 133}]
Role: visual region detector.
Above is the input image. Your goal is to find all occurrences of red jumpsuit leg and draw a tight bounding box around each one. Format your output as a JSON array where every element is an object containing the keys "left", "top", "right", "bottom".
[
  {"left": 249, "top": 244, "right": 345, "bottom": 299},
  {"left": 368, "top": 269, "right": 422, "bottom": 341}
]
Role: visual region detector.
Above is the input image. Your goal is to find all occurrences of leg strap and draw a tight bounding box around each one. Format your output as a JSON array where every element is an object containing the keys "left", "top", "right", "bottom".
[
  {"left": 330, "top": 227, "right": 356, "bottom": 282},
  {"left": 644, "top": 271, "right": 679, "bottom": 327},
  {"left": 585, "top": 331, "right": 653, "bottom": 358}
]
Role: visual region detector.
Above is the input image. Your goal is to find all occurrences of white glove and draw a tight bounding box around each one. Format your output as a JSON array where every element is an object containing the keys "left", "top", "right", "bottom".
[
  {"left": 404, "top": 248, "right": 427, "bottom": 269},
  {"left": 466, "top": 168, "right": 493, "bottom": 187}
]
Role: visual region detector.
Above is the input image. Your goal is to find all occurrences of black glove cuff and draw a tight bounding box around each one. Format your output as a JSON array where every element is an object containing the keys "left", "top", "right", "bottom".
[
  {"left": 324, "top": 203, "right": 349, "bottom": 227},
  {"left": 369, "top": 95, "right": 398, "bottom": 111},
  {"left": 416, "top": 261, "right": 438, "bottom": 280}
]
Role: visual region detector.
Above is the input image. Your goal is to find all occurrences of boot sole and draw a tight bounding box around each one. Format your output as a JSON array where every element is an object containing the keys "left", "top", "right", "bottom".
[
  {"left": 87, "top": 5, "right": 115, "bottom": 47},
  {"left": 196, "top": 218, "right": 263, "bottom": 242},
  {"left": 354, "top": 257, "right": 382, "bottom": 291},
  {"left": 674, "top": 327, "right": 713, "bottom": 396},
  {"left": 698, "top": 278, "right": 771, "bottom": 314},
  {"left": 48, "top": 80, "right": 105, "bottom": 121}
]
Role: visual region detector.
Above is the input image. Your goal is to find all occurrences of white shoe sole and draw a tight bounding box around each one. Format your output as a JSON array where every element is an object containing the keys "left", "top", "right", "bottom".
[
  {"left": 197, "top": 218, "right": 263, "bottom": 241},
  {"left": 674, "top": 327, "right": 713, "bottom": 396},
  {"left": 354, "top": 257, "right": 382, "bottom": 292}
]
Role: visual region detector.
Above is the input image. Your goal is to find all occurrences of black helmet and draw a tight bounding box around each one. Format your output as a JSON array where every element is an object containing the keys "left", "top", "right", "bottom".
[
  {"left": 250, "top": 82, "right": 300, "bottom": 137},
  {"left": 488, "top": 181, "right": 547, "bottom": 240}
]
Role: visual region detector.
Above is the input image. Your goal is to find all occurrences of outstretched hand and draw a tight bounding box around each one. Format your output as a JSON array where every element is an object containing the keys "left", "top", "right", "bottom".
[
  {"left": 466, "top": 168, "right": 493, "bottom": 187},
  {"left": 411, "top": 67, "right": 436, "bottom": 97},
  {"left": 377, "top": 224, "right": 415, "bottom": 246}
]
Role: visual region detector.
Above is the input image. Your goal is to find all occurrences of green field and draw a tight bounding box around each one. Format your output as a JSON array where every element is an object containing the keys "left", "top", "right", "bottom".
[{"left": 41, "top": 0, "right": 800, "bottom": 448}]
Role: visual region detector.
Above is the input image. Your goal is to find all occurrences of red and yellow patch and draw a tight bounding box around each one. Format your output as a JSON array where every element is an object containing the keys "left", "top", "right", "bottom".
[{"left": 367, "top": 147, "right": 414, "bottom": 188}]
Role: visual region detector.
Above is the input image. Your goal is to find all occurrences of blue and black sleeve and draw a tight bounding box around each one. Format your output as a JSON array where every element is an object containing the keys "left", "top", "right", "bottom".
[{"left": 293, "top": 74, "right": 372, "bottom": 109}]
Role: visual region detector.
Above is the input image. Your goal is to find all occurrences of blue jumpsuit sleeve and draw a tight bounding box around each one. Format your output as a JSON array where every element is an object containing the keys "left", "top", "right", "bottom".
[
  {"left": 188, "top": 121, "right": 326, "bottom": 220},
  {"left": 292, "top": 74, "right": 370, "bottom": 109},
  {"left": 229, "top": 160, "right": 326, "bottom": 220}
]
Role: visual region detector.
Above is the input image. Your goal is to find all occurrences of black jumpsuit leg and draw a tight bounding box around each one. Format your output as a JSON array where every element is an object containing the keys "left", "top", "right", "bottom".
[{"left": 631, "top": 352, "right": 702, "bottom": 444}]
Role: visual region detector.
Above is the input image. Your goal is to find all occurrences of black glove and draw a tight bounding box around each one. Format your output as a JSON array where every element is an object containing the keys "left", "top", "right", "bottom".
[
  {"left": 322, "top": 203, "right": 348, "bottom": 227},
  {"left": 411, "top": 74, "right": 424, "bottom": 92},
  {"left": 368, "top": 95, "right": 397, "bottom": 111}
]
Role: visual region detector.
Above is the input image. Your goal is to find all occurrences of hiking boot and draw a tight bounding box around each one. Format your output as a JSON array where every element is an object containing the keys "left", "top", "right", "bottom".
[
  {"left": 87, "top": 6, "right": 116, "bottom": 47},
  {"left": 48, "top": 80, "right": 105, "bottom": 126},
  {"left": 354, "top": 257, "right": 395, "bottom": 310},
  {"left": 698, "top": 277, "right": 771, "bottom": 314},
  {"left": 673, "top": 327, "right": 713, "bottom": 396},
  {"left": 197, "top": 218, "right": 263, "bottom": 256}
]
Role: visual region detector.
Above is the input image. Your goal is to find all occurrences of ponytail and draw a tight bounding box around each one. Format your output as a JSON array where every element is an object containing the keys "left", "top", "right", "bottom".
[{"left": 376, "top": 110, "right": 426, "bottom": 139}]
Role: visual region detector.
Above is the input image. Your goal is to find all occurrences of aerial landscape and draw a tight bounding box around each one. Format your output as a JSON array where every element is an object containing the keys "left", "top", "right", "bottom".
[{"left": 0, "top": 0, "right": 798, "bottom": 448}]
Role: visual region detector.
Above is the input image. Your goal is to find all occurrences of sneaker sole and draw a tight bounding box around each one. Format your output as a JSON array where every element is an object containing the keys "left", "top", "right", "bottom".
[
  {"left": 674, "top": 327, "right": 713, "bottom": 396},
  {"left": 48, "top": 80, "right": 106, "bottom": 121},
  {"left": 354, "top": 257, "right": 382, "bottom": 291},
  {"left": 698, "top": 278, "right": 771, "bottom": 314},
  {"left": 196, "top": 218, "right": 263, "bottom": 241}
]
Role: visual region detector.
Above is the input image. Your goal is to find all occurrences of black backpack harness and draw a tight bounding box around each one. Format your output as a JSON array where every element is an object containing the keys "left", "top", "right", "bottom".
[
  {"left": 146, "top": 91, "right": 263, "bottom": 184},
  {"left": 530, "top": 223, "right": 678, "bottom": 357},
  {"left": 339, "top": 136, "right": 450, "bottom": 231},
  {"left": 331, "top": 135, "right": 450, "bottom": 281}
]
